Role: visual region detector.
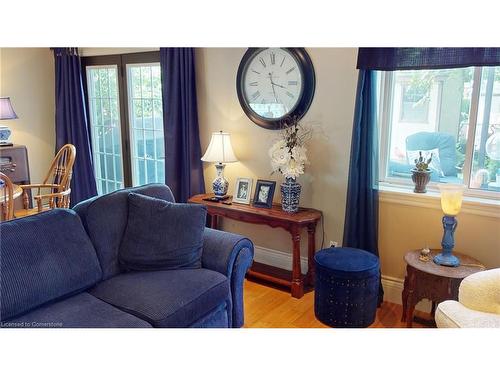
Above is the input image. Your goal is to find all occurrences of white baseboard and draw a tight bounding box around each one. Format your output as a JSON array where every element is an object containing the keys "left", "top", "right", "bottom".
[{"left": 253, "top": 246, "right": 431, "bottom": 313}]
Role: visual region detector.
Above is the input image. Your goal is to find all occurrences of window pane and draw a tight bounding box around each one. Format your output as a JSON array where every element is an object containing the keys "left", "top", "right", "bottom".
[
  {"left": 384, "top": 68, "right": 474, "bottom": 185},
  {"left": 127, "top": 63, "right": 165, "bottom": 186},
  {"left": 86, "top": 65, "right": 124, "bottom": 195},
  {"left": 470, "top": 66, "right": 500, "bottom": 191}
]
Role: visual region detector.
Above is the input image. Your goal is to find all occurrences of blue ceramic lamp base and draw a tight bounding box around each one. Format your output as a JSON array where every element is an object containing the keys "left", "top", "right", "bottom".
[
  {"left": 433, "top": 215, "right": 460, "bottom": 267},
  {"left": 212, "top": 163, "right": 229, "bottom": 198}
]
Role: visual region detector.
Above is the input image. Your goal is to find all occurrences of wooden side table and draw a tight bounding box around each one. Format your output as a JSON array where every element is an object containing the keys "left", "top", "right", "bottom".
[
  {"left": 188, "top": 194, "right": 322, "bottom": 299},
  {"left": 401, "top": 249, "right": 486, "bottom": 327}
]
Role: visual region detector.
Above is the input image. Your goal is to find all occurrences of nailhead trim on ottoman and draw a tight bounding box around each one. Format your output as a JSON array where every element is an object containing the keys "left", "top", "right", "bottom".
[{"left": 314, "top": 247, "right": 380, "bottom": 328}]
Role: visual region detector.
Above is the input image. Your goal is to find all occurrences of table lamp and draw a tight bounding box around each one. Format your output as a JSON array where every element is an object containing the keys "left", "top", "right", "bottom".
[
  {"left": 201, "top": 131, "right": 238, "bottom": 198},
  {"left": 433, "top": 183, "right": 465, "bottom": 267},
  {"left": 0, "top": 97, "right": 18, "bottom": 147}
]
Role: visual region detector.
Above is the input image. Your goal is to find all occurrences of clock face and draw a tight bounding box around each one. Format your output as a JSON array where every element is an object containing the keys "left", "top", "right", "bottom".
[
  {"left": 241, "top": 48, "right": 304, "bottom": 120},
  {"left": 237, "top": 48, "right": 315, "bottom": 130}
]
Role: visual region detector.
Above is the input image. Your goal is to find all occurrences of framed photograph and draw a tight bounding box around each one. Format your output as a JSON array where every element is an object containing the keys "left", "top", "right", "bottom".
[
  {"left": 252, "top": 179, "right": 276, "bottom": 208},
  {"left": 233, "top": 177, "right": 253, "bottom": 204}
]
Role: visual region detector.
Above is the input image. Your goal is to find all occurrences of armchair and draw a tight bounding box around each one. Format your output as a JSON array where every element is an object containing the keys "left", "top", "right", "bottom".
[
  {"left": 15, "top": 144, "right": 75, "bottom": 217},
  {"left": 435, "top": 268, "right": 500, "bottom": 328},
  {"left": 389, "top": 131, "right": 459, "bottom": 182}
]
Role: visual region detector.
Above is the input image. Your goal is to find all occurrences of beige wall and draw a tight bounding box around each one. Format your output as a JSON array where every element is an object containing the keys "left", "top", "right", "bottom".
[
  {"left": 0, "top": 48, "right": 55, "bottom": 183},
  {"left": 196, "top": 48, "right": 359, "bottom": 258},
  {"left": 195, "top": 47, "right": 500, "bottom": 281}
]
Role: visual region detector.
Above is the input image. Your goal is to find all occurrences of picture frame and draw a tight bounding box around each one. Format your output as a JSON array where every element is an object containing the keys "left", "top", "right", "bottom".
[
  {"left": 252, "top": 179, "right": 276, "bottom": 208},
  {"left": 233, "top": 177, "right": 253, "bottom": 204}
]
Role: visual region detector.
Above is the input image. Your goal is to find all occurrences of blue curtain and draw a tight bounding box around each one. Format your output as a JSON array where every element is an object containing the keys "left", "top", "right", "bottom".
[
  {"left": 343, "top": 69, "right": 383, "bottom": 303},
  {"left": 357, "top": 48, "right": 500, "bottom": 71},
  {"left": 54, "top": 48, "right": 97, "bottom": 205},
  {"left": 160, "top": 48, "right": 205, "bottom": 203}
]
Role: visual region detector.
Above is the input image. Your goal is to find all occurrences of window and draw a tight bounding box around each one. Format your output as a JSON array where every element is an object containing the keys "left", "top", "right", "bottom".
[
  {"left": 82, "top": 52, "right": 164, "bottom": 195},
  {"left": 379, "top": 66, "right": 500, "bottom": 197}
]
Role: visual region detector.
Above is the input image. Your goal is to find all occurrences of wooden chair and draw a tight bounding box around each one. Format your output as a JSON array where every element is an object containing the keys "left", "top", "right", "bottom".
[
  {"left": 0, "top": 172, "right": 15, "bottom": 221},
  {"left": 15, "top": 144, "right": 76, "bottom": 217}
]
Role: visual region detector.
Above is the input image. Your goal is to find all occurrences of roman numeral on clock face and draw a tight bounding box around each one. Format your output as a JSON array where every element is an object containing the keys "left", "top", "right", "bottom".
[
  {"left": 286, "top": 91, "right": 294, "bottom": 99},
  {"left": 259, "top": 57, "right": 266, "bottom": 68},
  {"left": 251, "top": 69, "right": 260, "bottom": 74},
  {"left": 251, "top": 91, "right": 261, "bottom": 100},
  {"left": 249, "top": 81, "right": 258, "bottom": 86},
  {"left": 286, "top": 67, "right": 295, "bottom": 74},
  {"left": 270, "top": 52, "right": 276, "bottom": 65},
  {"left": 288, "top": 80, "right": 298, "bottom": 86}
]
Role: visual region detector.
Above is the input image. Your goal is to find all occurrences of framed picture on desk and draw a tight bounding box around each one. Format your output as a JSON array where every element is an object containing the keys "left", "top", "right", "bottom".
[
  {"left": 252, "top": 179, "right": 276, "bottom": 208},
  {"left": 233, "top": 177, "right": 253, "bottom": 204}
]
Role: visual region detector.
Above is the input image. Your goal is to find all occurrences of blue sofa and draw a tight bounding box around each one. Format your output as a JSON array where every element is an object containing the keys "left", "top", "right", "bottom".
[{"left": 0, "top": 184, "right": 254, "bottom": 328}]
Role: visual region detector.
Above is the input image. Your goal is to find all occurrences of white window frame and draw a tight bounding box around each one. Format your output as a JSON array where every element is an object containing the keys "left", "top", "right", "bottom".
[
  {"left": 378, "top": 67, "right": 500, "bottom": 202},
  {"left": 126, "top": 62, "right": 165, "bottom": 187}
]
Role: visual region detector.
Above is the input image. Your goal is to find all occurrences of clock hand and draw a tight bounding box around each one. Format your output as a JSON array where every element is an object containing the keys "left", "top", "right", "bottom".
[
  {"left": 268, "top": 73, "right": 279, "bottom": 103},
  {"left": 271, "top": 82, "right": 286, "bottom": 89}
]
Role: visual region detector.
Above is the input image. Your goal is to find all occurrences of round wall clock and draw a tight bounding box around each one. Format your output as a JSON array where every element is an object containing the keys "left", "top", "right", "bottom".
[{"left": 236, "top": 48, "right": 315, "bottom": 130}]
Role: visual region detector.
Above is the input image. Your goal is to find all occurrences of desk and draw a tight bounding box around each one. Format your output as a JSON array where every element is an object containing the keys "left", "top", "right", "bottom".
[
  {"left": 188, "top": 194, "right": 322, "bottom": 298},
  {"left": 401, "top": 249, "right": 486, "bottom": 327}
]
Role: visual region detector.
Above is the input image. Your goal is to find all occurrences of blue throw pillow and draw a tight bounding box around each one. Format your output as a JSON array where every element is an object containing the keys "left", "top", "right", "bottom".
[{"left": 119, "top": 193, "right": 207, "bottom": 271}]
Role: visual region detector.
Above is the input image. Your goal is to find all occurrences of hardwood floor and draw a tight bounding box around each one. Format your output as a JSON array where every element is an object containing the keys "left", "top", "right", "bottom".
[{"left": 243, "top": 279, "right": 432, "bottom": 328}]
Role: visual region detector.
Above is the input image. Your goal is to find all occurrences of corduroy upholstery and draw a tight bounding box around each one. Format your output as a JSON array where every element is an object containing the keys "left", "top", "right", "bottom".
[
  {"left": 119, "top": 193, "right": 207, "bottom": 271},
  {"left": 0, "top": 209, "right": 102, "bottom": 321},
  {"left": 201, "top": 228, "right": 254, "bottom": 328},
  {"left": 314, "top": 247, "right": 380, "bottom": 328},
  {"left": 89, "top": 269, "right": 230, "bottom": 327},
  {"left": 2, "top": 184, "right": 254, "bottom": 328},
  {"left": 5, "top": 293, "right": 152, "bottom": 328},
  {"left": 73, "top": 184, "right": 176, "bottom": 280}
]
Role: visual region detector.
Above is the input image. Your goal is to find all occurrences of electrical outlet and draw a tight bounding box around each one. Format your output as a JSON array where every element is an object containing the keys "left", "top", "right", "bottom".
[{"left": 329, "top": 241, "right": 338, "bottom": 248}]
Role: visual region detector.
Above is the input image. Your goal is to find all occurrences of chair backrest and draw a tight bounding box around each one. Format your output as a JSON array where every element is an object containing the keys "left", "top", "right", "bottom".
[
  {"left": 73, "top": 184, "right": 175, "bottom": 280},
  {"left": 43, "top": 144, "right": 76, "bottom": 192},
  {"left": 406, "top": 132, "right": 457, "bottom": 176},
  {"left": 0, "top": 172, "right": 15, "bottom": 221}
]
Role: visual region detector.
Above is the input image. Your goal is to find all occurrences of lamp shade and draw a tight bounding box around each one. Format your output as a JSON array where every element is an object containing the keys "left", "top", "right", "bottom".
[
  {"left": 201, "top": 131, "right": 238, "bottom": 163},
  {"left": 0, "top": 97, "right": 18, "bottom": 120},
  {"left": 437, "top": 183, "right": 464, "bottom": 216}
]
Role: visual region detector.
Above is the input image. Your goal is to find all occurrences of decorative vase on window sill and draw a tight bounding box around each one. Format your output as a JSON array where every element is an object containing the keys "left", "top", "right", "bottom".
[
  {"left": 280, "top": 177, "right": 302, "bottom": 213},
  {"left": 411, "top": 151, "right": 433, "bottom": 193},
  {"left": 411, "top": 169, "right": 432, "bottom": 193}
]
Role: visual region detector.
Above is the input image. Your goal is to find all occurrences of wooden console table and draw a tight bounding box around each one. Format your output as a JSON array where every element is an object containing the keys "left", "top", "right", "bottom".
[
  {"left": 402, "top": 249, "right": 486, "bottom": 327},
  {"left": 188, "top": 194, "right": 322, "bottom": 298}
]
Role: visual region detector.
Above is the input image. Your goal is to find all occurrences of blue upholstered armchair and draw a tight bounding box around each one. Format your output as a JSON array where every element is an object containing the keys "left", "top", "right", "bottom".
[{"left": 388, "top": 131, "right": 460, "bottom": 182}]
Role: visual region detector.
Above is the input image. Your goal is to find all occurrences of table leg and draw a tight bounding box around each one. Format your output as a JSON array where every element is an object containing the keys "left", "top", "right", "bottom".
[
  {"left": 430, "top": 302, "right": 437, "bottom": 318},
  {"left": 401, "top": 275, "right": 408, "bottom": 322},
  {"left": 306, "top": 223, "right": 316, "bottom": 286},
  {"left": 404, "top": 269, "right": 417, "bottom": 328},
  {"left": 290, "top": 226, "right": 304, "bottom": 299},
  {"left": 210, "top": 214, "right": 218, "bottom": 229}
]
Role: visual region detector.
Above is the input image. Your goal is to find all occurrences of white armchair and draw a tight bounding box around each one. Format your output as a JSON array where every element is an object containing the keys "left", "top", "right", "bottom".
[{"left": 435, "top": 268, "right": 500, "bottom": 328}]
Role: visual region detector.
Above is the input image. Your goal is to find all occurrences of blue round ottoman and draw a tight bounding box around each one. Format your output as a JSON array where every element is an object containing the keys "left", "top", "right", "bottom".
[{"left": 314, "top": 247, "right": 380, "bottom": 328}]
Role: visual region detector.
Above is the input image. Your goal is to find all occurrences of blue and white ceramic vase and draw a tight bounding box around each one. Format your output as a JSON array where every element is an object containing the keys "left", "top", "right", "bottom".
[
  {"left": 280, "top": 177, "right": 301, "bottom": 213},
  {"left": 212, "top": 163, "right": 229, "bottom": 198}
]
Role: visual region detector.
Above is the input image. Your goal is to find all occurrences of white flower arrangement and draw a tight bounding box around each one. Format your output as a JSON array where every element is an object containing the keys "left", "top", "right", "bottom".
[{"left": 269, "top": 117, "right": 311, "bottom": 180}]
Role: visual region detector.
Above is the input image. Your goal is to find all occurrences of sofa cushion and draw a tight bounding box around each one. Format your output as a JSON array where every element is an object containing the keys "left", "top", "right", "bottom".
[
  {"left": 0, "top": 209, "right": 102, "bottom": 321},
  {"left": 89, "top": 269, "right": 230, "bottom": 327},
  {"left": 119, "top": 193, "right": 207, "bottom": 271},
  {"left": 73, "top": 184, "right": 176, "bottom": 280},
  {"left": 4, "top": 293, "right": 151, "bottom": 328}
]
